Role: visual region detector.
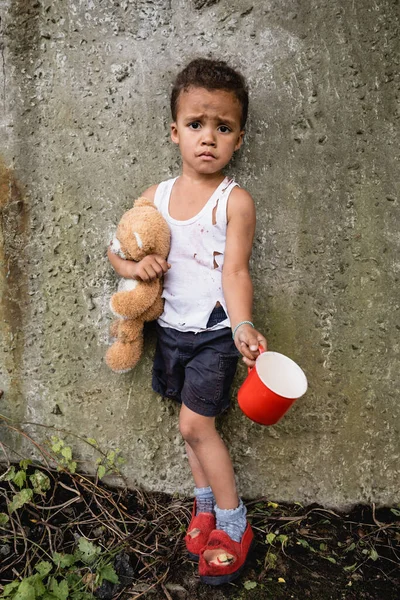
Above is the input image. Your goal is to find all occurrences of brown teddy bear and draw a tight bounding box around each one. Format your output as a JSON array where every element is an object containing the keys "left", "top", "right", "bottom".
[{"left": 106, "top": 197, "right": 170, "bottom": 373}]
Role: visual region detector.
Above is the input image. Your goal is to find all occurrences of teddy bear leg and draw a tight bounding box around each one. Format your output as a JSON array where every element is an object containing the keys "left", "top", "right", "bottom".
[
  {"left": 110, "top": 280, "right": 160, "bottom": 319},
  {"left": 109, "top": 319, "right": 121, "bottom": 339},
  {"left": 117, "top": 318, "right": 142, "bottom": 343},
  {"left": 105, "top": 335, "right": 144, "bottom": 373},
  {"left": 142, "top": 295, "right": 164, "bottom": 322}
]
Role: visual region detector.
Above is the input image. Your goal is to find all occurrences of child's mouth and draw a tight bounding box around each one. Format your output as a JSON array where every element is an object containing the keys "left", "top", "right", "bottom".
[{"left": 198, "top": 152, "right": 216, "bottom": 161}]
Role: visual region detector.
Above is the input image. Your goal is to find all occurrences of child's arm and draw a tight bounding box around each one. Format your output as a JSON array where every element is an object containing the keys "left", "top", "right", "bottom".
[
  {"left": 107, "top": 247, "right": 169, "bottom": 282},
  {"left": 107, "top": 184, "right": 170, "bottom": 282},
  {"left": 223, "top": 187, "right": 267, "bottom": 367}
]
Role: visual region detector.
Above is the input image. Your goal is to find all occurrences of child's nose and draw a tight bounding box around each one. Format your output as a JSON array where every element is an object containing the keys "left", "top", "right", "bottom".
[{"left": 201, "top": 127, "right": 216, "bottom": 146}]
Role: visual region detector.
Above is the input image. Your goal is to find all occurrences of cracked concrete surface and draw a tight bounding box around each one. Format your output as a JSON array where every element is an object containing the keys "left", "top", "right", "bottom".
[{"left": 0, "top": 0, "right": 399, "bottom": 506}]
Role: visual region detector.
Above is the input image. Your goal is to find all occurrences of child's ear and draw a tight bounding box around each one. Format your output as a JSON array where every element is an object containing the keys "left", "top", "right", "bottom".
[
  {"left": 234, "top": 130, "right": 245, "bottom": 151},
  {"left": 171, "top": 122, "right": 179, "bottom": 145}
]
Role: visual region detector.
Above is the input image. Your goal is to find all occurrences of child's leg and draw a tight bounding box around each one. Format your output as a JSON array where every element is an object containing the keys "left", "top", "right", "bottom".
[
  {"left": 185, "top": 442, "right": 209, "bottom": 489},
  {"left": 180, "top": 404, "right": 238, "bottom": 509},
  {"left": 181, "top": 403, "right": 249, "bottom": 568}
]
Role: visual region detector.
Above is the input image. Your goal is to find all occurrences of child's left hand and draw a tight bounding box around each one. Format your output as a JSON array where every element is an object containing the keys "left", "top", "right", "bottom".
[{"left": 234, "top": 324, "right": 267, "bottom": 368}]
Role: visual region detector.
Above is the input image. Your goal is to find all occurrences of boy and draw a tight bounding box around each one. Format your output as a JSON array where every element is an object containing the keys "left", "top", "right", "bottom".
[{"left": 108, "top": 58, "right": 267, "bottom": 585}]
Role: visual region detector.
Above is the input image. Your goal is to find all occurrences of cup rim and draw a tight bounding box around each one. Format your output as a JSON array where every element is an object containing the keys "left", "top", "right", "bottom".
[{"left": 255, "top": 351, "right": 308, "bottom": 399}]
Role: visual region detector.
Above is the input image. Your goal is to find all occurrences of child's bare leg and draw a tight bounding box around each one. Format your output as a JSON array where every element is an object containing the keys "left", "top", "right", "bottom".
[
  {"left": 180, "top": 405, "right": 238, "bottom": 509},
  {"left": 185, "top": 442, "right": 209, "bottom": 489},
  {"left": 181, "top": 404, "right": 248, "bottom": 562}
]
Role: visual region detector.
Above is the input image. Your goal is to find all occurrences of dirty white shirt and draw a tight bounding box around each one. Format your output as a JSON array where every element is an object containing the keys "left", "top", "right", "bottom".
[{"left": 154, "top": 176, "right": 238, "bottom": 333}]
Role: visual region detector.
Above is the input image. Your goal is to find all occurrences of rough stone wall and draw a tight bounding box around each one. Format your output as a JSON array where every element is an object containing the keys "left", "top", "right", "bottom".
[{"left": 0, "top": 0, "right": 399, "bottom": 507}]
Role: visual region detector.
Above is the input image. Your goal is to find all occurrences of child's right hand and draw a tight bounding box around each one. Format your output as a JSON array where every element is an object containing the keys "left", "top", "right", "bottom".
[
  {"left": 107, "top": 247, "right": 170, "bottom": 281},
  {"left": 133, "top": 255, "right": 171, "bottom": 282}
]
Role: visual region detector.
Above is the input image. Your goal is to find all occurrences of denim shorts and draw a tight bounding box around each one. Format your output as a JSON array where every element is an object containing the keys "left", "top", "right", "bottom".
[{"left": 152, "top": 307, "right": 240, "bottom": 417}]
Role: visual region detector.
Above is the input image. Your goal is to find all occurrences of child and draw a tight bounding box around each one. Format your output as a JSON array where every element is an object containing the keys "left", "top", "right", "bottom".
[{"left": 108, "top": 58, "right": 267, "bottom": 585}]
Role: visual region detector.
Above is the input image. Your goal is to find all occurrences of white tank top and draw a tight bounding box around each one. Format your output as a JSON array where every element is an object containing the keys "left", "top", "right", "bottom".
[{"left": 154, "top": 176, "right": 239, "bottom": 332}]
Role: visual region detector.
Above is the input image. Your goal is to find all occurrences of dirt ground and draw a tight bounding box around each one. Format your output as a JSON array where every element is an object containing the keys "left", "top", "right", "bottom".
[
  {"left": 1, "top": 466, "right": 399, "bottom": 600},
  {"left": 126, "top": 500, "right": 400, "bottom": 600}
]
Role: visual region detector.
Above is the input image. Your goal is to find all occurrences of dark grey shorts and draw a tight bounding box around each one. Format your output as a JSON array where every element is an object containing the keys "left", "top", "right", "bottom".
[{"left": 152, "top": 308, "right": 240, "bottom": 417}]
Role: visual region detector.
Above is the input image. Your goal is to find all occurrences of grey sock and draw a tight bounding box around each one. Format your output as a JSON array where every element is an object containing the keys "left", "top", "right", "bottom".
[
  {"left": 194, "top": 486, "right": 215, "bottom": 515},
  {"left": 214, "top": 498, "right": 247, "bottom": 543}
]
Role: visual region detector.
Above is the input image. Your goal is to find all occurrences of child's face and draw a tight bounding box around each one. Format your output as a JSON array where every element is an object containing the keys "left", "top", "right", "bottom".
[{"left": 171, "top": 87, "right": 244, "bottom": 177}]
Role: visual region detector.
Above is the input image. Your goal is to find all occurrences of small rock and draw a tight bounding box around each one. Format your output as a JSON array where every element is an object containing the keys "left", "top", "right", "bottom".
[
  {"left": 165, "top": 582, "right": 188, "bottom": 598},
  {"left": 0, "top": 544, "right": 11, "bottom": 556},
  {"left": 111, "top": 64, "right": 129, "bottom": 82}
]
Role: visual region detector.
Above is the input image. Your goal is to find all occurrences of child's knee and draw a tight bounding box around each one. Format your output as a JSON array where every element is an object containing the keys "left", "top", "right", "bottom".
[{"left": 179, "top": 412, "right": 215, "bottom": 447}]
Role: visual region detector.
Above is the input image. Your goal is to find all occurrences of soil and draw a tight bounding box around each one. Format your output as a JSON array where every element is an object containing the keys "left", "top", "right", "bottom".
[
  {"left": 145, "top": 502, "right": 400, "bottom": 600},
  {"left": 0, "top": 466, "right": 399, "bottom": 600}
]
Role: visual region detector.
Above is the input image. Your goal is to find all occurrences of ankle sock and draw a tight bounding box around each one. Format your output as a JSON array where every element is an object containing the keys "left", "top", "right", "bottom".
[
  {"left": 194, "top": 486, "right": 215, "bottom": 515},
  {"left": 214, "top": 498, "right": 247, "bottom": 543}
]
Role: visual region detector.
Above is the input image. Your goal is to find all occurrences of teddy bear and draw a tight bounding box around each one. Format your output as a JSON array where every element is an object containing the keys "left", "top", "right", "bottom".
[{"left": 105, "top": 197, "right": 170, "bottom": 373}]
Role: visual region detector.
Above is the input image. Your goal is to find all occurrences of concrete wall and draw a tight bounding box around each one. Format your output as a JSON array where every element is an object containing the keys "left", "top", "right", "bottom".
[{"left": 0, "top": 0, "right": 399, "bottom": 507}]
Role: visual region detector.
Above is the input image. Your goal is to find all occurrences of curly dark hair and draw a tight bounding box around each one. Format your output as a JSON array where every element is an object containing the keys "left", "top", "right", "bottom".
[{"left": 170, "top": 58, "right": 249, "bottom": 129}]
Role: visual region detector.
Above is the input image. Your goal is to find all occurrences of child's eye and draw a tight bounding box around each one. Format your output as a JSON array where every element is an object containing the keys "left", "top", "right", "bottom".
[
  {"left": 189, "top": 122, "right": 201, "bottom": 130},
  {"left": 218, "top": 125, "right": 231, "bottom": 133}
]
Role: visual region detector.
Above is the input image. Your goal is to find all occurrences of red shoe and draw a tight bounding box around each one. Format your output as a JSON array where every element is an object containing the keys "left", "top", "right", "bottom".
[
  {"left": 184, "top": 501, "right": 216, "bottom": 561},
  {"left": 199, "top": 523, "right": 254, "bottom": 585}
]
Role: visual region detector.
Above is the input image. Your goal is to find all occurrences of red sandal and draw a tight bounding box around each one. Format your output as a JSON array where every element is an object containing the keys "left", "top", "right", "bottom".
[
  {"left": 185, "top": 501, "right": 216, "bottom": 561},
  {"left": 199, "top": 522, "right": 254, "bottom": 585}
]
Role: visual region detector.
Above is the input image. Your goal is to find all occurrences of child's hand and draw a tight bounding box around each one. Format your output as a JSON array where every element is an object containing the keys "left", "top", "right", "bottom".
[
  {"left": 234, "top": 324, "right": 267, "bottom": 368},
  {"left": 134, "top": 255, "right": 171, "bottom": 282}
]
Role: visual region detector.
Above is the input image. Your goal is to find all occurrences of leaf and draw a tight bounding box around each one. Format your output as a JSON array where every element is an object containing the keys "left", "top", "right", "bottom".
[
  {"left": 390, "top": 508, "right": 400, "bottom": 517},
  {"left": 30, "top": 470, "right": 51, "bottom": 495},
  {"left": 98, "top": 563, "right": 119, "bottom": 584},
  {"left": 86, "top": 438, "right": 98, "bottom": 446},
  {"left": 243, "top": 580, "right": 257, "bottom": 590},
  {"left": 344, "top": 562, "right": 358, "bottom": 572},
  {"left": 267, "top": 501, "right": 279, "bottom": 509},
  {"left": 52, "top": 552, "right": 76, "bottom": 568},
  {"left": 13, "top": 469, "right": 27, "bottom": 489},
  {"left": 325, "top": 556, "right": 337, "bottom": 563},
  {"left": 2, "top": 580, "right": 20, "bottom": 597},
  {"left": 35, "top": 560, "right": 53, "bottom": 577},
  {"left": 9, "top": 488, "right": 33, "bottom": 513},
  {"left": 51, "top": 438, "right": 64, "bottom": 453},
  {"left": 264, "top": 551, "right": 277, "bottom": 570},
  {"left": 19, "top": 459, "right": 33, "bottom": 471},
  {"left": 266, "top": 533, "right": 276, "bottom": 545},
  {"left": 77, "top": 537, "right": 102, "bottom": 564},
  {"left": 277, "top": 534, "right": 288, "bottom": 545},
  {"left": 50, "top": 578, "right": 69, "bottom": 600},
  {"left": 29, "top": 573, "right": 46, "bottom": 597},
  {"left": 344, "top": 542, "right": 356, "bottom": 553},
  {"left": 320, "top": 542, "right": 328, "bottom": 551},
  {"left": 13, "top": 579, "right": 36, "bottom": 600},
  {"left": 61, "top": 446, "right": 72, "bottom": 461},
  {"left": 97, "top": 465, "right": 106, "bottom": 480},
  {"left": 278, "top": 577, "right": 286, "bottom": 583},
  {"left": 68, "top": 461, "right": 77, "bottom": 474},
  {"left": 1, "top": 466, "right": 16, "bottom": 482},
  {"left": 106, "top": 450, "right": 116, "bottom": 463},
  {"left": 369, "top": 548, "right": 379, "bottom": 561},
  {"left": 0, "top": 512, "right": 10, "bottom": 525}
]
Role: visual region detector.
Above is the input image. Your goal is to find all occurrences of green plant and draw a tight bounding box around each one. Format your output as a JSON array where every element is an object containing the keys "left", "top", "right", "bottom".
[
  {"left": 263, "top": 531, "right": 288, "bottom": 571},
  {"left": 86, "top": 439, "right": 125, "bottom": 480},
  {"left": 49, "top": 437, "right": 77, "bottom": 474},
  {"left": 0, "top": 538, "right": 119, "bottom": 600},
  {"left": 0, "top": 460, "right": 51, "bottom": 515}
]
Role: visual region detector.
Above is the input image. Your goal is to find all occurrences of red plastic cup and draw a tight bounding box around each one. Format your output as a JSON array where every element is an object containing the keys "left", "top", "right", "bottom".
[{"left": 238, "top": 350, "right": 308, "bottom": 425}]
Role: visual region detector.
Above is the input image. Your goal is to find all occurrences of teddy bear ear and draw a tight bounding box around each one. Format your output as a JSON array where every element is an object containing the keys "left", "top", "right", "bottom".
[{"left": 134, "top": 197, "right": 155, "bottom": 209}]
